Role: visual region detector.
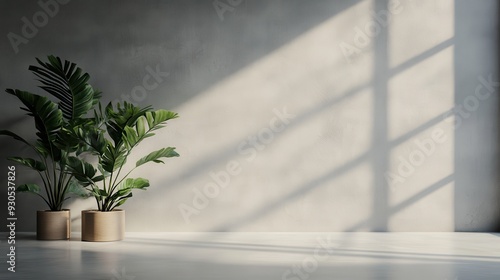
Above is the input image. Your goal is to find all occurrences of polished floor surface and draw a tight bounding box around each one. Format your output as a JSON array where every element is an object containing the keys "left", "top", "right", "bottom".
[{"left": 1, "top": 232, "right": 499, "bottom": 279}]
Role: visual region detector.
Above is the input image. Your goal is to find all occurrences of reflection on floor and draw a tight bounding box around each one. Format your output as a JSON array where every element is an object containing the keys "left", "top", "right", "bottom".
[{"left": 1, "top": 232, "right": 499, "bottom": 279}]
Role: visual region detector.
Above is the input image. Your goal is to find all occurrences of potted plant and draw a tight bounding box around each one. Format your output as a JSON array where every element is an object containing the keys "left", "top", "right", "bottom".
[
  {"left": 1, "top": 56, "right": 101, "bottom": 240},
  {"left": 67, "top": 101, "right": 179, "bottom": 241}
]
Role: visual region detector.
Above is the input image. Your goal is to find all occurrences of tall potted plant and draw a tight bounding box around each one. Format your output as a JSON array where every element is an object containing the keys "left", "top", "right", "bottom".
[
  {"left": 1, "top": 56, "right": 101, "bottom": 240},
  {"left": 67, "top": 101, "right": 179, "bottom": 241}
]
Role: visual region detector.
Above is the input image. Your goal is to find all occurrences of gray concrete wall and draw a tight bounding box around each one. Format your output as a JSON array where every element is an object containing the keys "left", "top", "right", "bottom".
[{"left": 0, "top": 0, "right": 498, "bottom": 232}]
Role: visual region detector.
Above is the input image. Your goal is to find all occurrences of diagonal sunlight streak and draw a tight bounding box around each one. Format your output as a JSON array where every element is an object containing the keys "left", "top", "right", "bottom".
[
  {"left": 212, "top": 151, "right": 371, "bottom": 231},
  {"left": 155, "top": 82, "right": 371, "bottom": 192},
  {"left": 389, "top": 174, "right": 454, "bottom": 216},
  {"left": 207, "top": 50, "right": 456, "bottom": 231},
  {"left": 157, "top": 40, "right": 449, "bottom": 194},
  {"left": 389, "top": 112, "right": 449, "bottom": 147},
  {"left": 345, "top": 174, "right": 454, "bottom": 231},
  {"left": 389, "top": 38, "right": 455, "bottom": 78},
  {"left": 98, "top": 1, "right": 459, "bottom": 232},
  {"left": 150, "top": 35, "right": 452, "bottom": 196},
  {"left": 206, "top": 0, "right": 456, "bottom": 232}
]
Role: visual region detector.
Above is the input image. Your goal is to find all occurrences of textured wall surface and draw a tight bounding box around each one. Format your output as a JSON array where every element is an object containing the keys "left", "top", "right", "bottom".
[{"left": 0, "top": 0, "right": 498, "bottom": 232}]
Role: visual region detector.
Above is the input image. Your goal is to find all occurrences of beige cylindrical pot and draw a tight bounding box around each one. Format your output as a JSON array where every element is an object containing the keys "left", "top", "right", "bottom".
[
  {"left": 81, "top": 209, "right": 125, "bottom": 242},
  {"left": 37, "top": 210, "right": 70, "bottom": 240}
]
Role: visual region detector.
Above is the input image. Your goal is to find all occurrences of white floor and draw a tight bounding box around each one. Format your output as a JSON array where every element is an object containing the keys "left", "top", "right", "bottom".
[{"left": 1, "top": 232, "right": 500, "bottom": 280}]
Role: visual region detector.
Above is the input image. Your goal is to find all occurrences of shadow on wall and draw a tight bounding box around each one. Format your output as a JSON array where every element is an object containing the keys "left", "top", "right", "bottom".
[
  {"left": 497, "top": 0, "right": 500, "bottom": 232},
  {"left": 453, "top": 0, "right": 500, "bottom": 231},
  {"left": 0, "top": 0, "right": 498, "bottom": 232},
  {"left": 159, "top": 0, "right": 463, "bottom": 232},
  {"left": 0, "top": 0, "right": 364, "bottom": 231}
]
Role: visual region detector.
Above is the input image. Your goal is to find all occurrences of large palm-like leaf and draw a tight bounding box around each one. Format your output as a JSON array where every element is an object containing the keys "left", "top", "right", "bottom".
[
  {"left": 105, "top": 102, "right": 151, "bottom": 145},
  {"left": 6, "top": 89, "right": 63, "bottom": 159},
  {"left": 66, "top": 156, "right": 97, "bottom": 183},
  {"left": 8, "top": 157, "right": 46, "bottom": 171},
  {"left": 122, "top": 109, "right": 179, "bottom": 150},
  {"left": 136, "top": 147, "right": 179, "bottom": 167},
  {"left": 69, "top": 102, "right": 180, "bottom": 211},
  {"left": 1, "top": 56, "right": 102, "bottom": 211},
  {"left": 100, "top": 141, "right": 128, "bottom": 173},
  {"left": 29, "top": 55, "right": 101, "bottom": 121},
  {"left": 99, "top": 107, "right": 178, "bottom": 177},
  {"left": 0, "top": 130, "right": 30, "bottom": 145},
  {"left": 108, "top": 178, "right": 150, "bottom": 210},
  {"left": 3, "top": 56, "right": 183, "bottom": 212}
]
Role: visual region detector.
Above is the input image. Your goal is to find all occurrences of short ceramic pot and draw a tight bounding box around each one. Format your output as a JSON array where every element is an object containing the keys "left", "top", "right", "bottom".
[
  {"left": 37, "top": 210, "right": 70, "bottom": 240},
  {"left": 81, "top": 209, "right": 125, "bottom": 242}
]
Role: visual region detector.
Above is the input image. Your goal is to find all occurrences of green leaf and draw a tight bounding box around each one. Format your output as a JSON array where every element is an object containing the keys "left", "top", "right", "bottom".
[
  {"left": 108, "top": 188, "right": 132, "bottom": 202},
  {"left": 109, "top": 178, "right": 149, "bottom": 199},
  {"left": 100, "top": 141, "right": 127, "bottom": 173},
  {"left": 136, "top": 147, "right": 179, "bottom": 167},
  {"left": 34, "top": 140, "right": 50, "bottom": 158},
  {"left": 145, "top": 110, "right": 178, "bottom": 129},
  {"left": 8, "top": 157, "right": 46, "bottom": 171},
  {"left": 66, "top": 179, "right": 91, "bottom": 198},
  {"left": 62, "top": 122, "right": 107, "bottom": 155},
  {"left": 110, "top": 193, "right": 133, "bottom": 210},
  {"left": 91, "top": 175, "right": 105, "bottom": 183},
  {"left": 0, "top": 130, "right": 32, "bottom": 147},
  {"left": 17, "top": 184, "right": 41, "bottom": 194},
  {"left": 91, "top": 188, "right": 108, "bottom": 199},
  {"left": 136, "top": 115, "right": 146, "bottom": 136},
  {"left": 6, "top": 89, "right": 63, "bottom": 159},
  {"left": 54, "top": 126, "right": 80, "bottom": 152},
  {"left": 97, "top": 165, "right": 111, "bottom": 178},
  {"left": 110, "top": 178, "right": 150, "bottom": 197},
  {"left": 0, "top": 130, "right": 50, "bottom": 158},
  {"left": 29, "top": 55, "right": 100, "bottom": 121},
  {"left": 121, "top": 110, "right": 178, "bottom": 150},
  {"left": 67, "top": 156, "right": 96, "bottom": 183},
  {"left": 105, "top": 102, "right": 151, "bottom": 145},
  {"left": 107, "top": 178, "right": 149, "bottom": 209},
  {"left": 123, "top": 126, "right": 139, "bottom": 148},
  {"left": 120, "top": 178, "right": 150, "bottom": 190}
]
